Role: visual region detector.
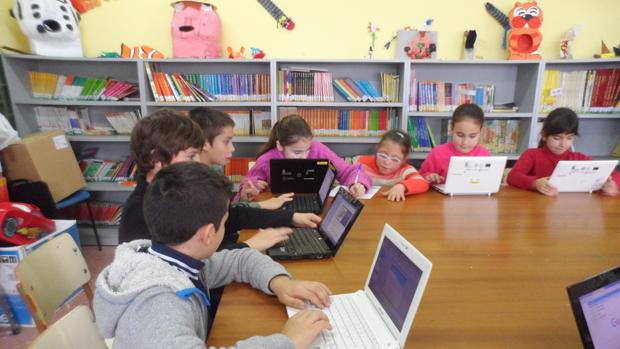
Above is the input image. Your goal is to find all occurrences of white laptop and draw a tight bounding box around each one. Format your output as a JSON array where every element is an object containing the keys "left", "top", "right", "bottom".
[
  {"left": 549, "top": 160, "right": 619, "bottom": 193},
  {"left": 432, "top": 156, "right": 508, "bottom": 196},
  {"left": 287, "top": 224, "right": 432, "bottom": 349}
]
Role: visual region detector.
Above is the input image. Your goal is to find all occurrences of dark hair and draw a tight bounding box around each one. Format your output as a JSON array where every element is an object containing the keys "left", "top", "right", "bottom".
[
  {"left": 258, "top": 114, "right": 312, "bottom": 156},
  {"left": 378, "top": 130, "right": 411, "bottom": 157},
  {"left": 130, "top": 109, "right": 204, "bottom": 175},
  {"left": 452, "top": 103, "right": 485, "bottom": 128},
  {"left": 189, "top": 107, "right": 235, "bottom": 145},
  {"left": 538, "top": 107, "right": 579, "bottom": 147},
  {"left": 144, "top": 162, "right": 232, "bottom": 245}
]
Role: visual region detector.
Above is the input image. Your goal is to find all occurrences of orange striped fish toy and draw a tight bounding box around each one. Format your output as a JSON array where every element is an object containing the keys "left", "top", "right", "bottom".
[{"left": 120, "top": 44, "right": 165, "bottom": 59}]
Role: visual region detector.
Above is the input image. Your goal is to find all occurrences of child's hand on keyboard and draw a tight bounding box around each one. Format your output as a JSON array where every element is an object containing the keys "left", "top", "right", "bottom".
[
  {"left": 282, "top": 309, "right": 331, "bottom": 349},
  {"left": 292, "top": 213, "right": 321, "bottom": 228},
  {"left": 258, "top": 193, "right": 294, "bottom": 209},
  {"left": 270, "top": 277, "right": 332, "bottom": 309},
  {"left": 244, "top": 227, "right": 293, "bottom": 252}
]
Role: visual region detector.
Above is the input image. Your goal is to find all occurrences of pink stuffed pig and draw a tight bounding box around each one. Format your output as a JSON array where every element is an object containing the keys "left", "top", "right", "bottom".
[{"left": 171, "top": 1, "right": 222, "bottom": 58}]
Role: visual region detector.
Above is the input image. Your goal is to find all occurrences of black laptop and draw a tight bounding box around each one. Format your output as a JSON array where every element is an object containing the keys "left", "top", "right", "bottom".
[
  {"left": 267, "top": 187, "right": 364, "bottom": 260},
  {"left": 270, "top": 159, "right": 330, "bottom": 194},
  {"left": 280, "top": 164, "right": 336, "bottom": 214},
  {"left": 566, "top": 265, "right": 620, "bottom": 349}
]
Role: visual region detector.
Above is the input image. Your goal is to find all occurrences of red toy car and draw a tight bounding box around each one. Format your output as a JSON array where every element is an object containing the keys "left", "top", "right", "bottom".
[{"left": 0, "top": 202, "right": 56, "bottom": 246}]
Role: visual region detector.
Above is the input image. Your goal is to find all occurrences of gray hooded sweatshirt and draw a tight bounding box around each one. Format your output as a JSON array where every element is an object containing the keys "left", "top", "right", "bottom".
[{"left": 93, "top": 240, "right": 295, "bottom": 349}]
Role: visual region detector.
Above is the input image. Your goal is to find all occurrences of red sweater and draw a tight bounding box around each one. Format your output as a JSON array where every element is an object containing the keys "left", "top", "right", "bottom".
[
  {"left": 507, "top": 147, "right": 620, "bottom": 190},
  {"left": 419, "top": 143, "right": 491, "bottom": 184},
  {"left": 357, "top": 155, "right": 430, "bottom": 195}
]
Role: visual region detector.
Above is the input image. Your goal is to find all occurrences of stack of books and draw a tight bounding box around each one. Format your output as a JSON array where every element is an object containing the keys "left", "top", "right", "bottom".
[
  {"left": 80, "top": 156, "right": 137, "bottom": 183},
  {"left": 407, "top": 117, "right": 436, "bottom": 152},
  {"left": 279, "top": 107, "right": 397, "bottom": 137},
  {"left": 59, "top": 201, "right": 123, "bottom": 226},
  {"left": 278, "top": 67, "right": 334, "bottom": 102},
  {"left": 381, "top": 73, "right": 400, "bottom": 103},
  {"left": 333, "top": 78, "right": 385, "bottom": 102},
  {"left": 33, "top": 106, "right": 141, "bottom": 135},
  {"left": 441, "top": 119, "right": 521, "bottom": 154},
  {"left": 28, "top": 71, "right": 137, "bottom": 100},
  {"left": 104, "top": 110, "right": 141, "bottom": 134},
  {"left": 540, "top": 68, "right": 620, "bottom": 113},
  {"left": 223, "top": 157, "right": 255, "bottom": 183},
  {"left": 410, "top": 79, "right": 496, "bottom": 112}
]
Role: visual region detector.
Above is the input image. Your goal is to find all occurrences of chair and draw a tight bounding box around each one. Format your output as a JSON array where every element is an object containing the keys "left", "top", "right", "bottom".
[
  {"left": 15, "top": 233, "right": 93, "bottom": 332},
  {"left": 56, "top": 190, "right": 102, "bottom": 250},
  {"left": 27, "top": 305, "right": 107, "bottom": 349},
  {"left": 8, "top": 180, "right": 102, "bottom": 250}
]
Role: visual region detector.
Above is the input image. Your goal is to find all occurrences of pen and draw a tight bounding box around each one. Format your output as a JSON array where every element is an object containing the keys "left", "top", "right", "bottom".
[{"left": 353, "top": 164, "right": 362, "bottom": 184}]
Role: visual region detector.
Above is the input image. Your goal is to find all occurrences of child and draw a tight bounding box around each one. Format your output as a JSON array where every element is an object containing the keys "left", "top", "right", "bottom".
[
  {"left": 94, "top": 162, "right": 332, "bottom": 349},
  {"left": 357, "top": 130, "right": 429, "bottom": 201},
  {"left": 189, "top": 107, "right": 294, "bottom": 210},
  {"left": 239, "top": 114, "right": 372, "bottom": 199},
  {"left": 420, "top": 103, "right": 491, "bottom": 183},
  {"left": 119, "top": 109, "right": 321, "bottom": 252},
  {"left": 507, "top": 107, "right": 619, "bottom": 196}
]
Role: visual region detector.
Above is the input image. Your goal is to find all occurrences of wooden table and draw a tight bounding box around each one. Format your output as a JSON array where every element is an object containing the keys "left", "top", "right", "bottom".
[{"left": 208, "top": 187, "right": 620, "bottom": 348}]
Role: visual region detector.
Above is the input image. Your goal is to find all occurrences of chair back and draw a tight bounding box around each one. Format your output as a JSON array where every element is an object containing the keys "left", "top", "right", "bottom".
[
  {"left": 16, "top": 233, "right": 92, "bottom": 332},
  {"left": 27, "top": 305, "right": 107, "bottom": 349}
]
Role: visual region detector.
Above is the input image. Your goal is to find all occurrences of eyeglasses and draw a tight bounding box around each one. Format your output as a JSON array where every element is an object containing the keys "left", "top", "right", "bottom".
[{"left": 376, "top": 152, "right": 403, "bottom": 164}]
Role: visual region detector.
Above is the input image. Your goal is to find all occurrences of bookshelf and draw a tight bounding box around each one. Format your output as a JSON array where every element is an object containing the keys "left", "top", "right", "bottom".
[{"left": 2, "top": 53, "right": 619, "bottom": 244}]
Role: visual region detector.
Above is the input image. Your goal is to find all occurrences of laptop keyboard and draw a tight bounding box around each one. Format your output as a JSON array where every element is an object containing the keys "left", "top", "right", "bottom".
[
  {"left": 314, "top": 295, "right": 381, "bottom": 349},
  {"left": 282, "top": 228, "right": 330, "bottom": 255},
  {"left": 282, "top": 194, "right": 319, "bottom": 212}
]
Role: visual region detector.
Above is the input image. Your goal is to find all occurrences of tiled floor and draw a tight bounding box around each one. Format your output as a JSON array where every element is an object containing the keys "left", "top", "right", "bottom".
[{"left": 1, "top": 246, "right": 116, "bottom": 349}]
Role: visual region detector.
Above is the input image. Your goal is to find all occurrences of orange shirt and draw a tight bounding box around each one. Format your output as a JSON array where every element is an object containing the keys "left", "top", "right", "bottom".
[{"left": 357, "top": 155, "right": 430, "bottom": 195}]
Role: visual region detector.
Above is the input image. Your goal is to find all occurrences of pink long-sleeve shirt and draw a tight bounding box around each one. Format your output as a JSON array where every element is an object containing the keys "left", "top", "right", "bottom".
[
  {"left": 239, "top": 141, "right": 372, "bottom": 197},
  {"left": 419, "top": 143, "right": 491, "bottom": 184}
]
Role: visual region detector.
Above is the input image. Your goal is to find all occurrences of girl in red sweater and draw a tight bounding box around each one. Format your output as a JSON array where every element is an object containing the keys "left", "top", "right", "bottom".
[
  {"left": 507, "top": 107, "right": 619, "bottom": 196},
  {"left": 357, "top": 130, "right": 429, "bottom": 201}
]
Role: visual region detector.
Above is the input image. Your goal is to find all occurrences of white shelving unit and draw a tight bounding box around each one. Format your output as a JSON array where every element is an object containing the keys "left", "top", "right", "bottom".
[{"left": 2, "top": 53, "right": 618, "bottom": 244}]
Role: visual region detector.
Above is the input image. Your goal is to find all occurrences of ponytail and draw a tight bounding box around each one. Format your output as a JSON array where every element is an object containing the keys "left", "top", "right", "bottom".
[{"left": 258, "top": 115, "right": 313, "bottom": 156}]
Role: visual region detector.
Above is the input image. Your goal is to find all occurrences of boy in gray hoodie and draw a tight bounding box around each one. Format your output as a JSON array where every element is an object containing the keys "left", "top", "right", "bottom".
[{"left": 94, "top": 162, "right": 332, "bottom": 349}]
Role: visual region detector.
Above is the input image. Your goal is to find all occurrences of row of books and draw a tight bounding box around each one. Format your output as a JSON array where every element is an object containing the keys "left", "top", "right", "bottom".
[
  {"left": 34, "top": 106, "right": 141, "bottom": 135},
  {"left": 59, "top": 201, "right": 123, "bottom": 226},
  {"left": 279, "top": 107, "right": 398, "bottom": 136},
  {"left": 29, "top": 71, "right": 137, "bottom": 101},
  {"left": 223, "top": 157, "right": 254, "bottom": 183},
  {"left": 227, "top": 110, "right": 272, "bottom": 136},
  {"left": 277, "top": 68, "right": 335, "bottom": 102},
  {"left": 410, "top": 78, "right": 497, "bottom": 112},
  {"left": 381, "top": 73, "right": 401, "bottom": 103},
  {"left": 540, "top": 68, "right": 620, "bottom": 113},
  {"left": 441, "top": 119, "right": 521, "bottom": 154},
  {"left": 333, "top": 78, "right": 385, "bottom": 103},
  {"left": 80, "top": 156, "right": 137, "bottom": 182},
  {"left": 407, "top": 117, "right": 436, "bottom": 152}
]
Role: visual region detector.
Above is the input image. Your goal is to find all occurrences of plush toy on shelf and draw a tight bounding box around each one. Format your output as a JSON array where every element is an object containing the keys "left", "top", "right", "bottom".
[
  {"left": 227, "top": 46, "right": 246, "bottom": 59},
  {"left": 9, "top": 0, "right": 84, "bottom": 57},
  {"left": 250, "top": 47, "right": 266, "bottom": 59},
  {"left": 120, "top": 44, "right": 165, "bottom": 59},
  {"left": 485, "top": 1, "right": 543, "bottom": 60},
  {"left": 171, "top": 1, "right": 222, "bottom": 58}
]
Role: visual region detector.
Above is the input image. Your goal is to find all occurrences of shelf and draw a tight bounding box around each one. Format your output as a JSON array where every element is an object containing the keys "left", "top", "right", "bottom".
[
  {"left": 537, "top": 113, "right": 620, "bottom": 120},
  {"left": 234, "top": 136, "right": 269, "bottom": 143},
  {"left": 86, "top": 182, "right": 135, "bottom": 192},
  {"left": 145, "top": 102, "right": 271, "bottom": 107},
  {"left": 314, "top": 136, "right": 381, "bottom": 143},
  {"left": 277, "top": 102, "right": 402, "bottom": 108},
  {"left": 68, "top": 135, "right": 131, "bottom": 142},
  {"left": 409, "top": 152, "right": 520, "bottom": 160},
  {"left": 14, "top": 99, "right": 142, "bottom": 107},
  {"left": 408, "top": 112, "right": 532, "bottom": 118},
  {"left": 77, "top": 225, "right": 119, "bottom": 246}
]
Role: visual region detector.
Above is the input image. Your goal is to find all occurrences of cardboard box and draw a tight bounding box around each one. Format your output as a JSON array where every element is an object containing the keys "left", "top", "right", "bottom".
[
  {"left": 1, "top": 131, "right": 86, "bottom": 202},
  {"left": 0, "top": 220, "right": 80, "bottom": 327}
]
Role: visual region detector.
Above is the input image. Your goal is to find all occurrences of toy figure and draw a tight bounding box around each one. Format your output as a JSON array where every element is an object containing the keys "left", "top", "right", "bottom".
[
  {"left": 227, "top": 46, "right": 246, "bottom": 59},
  {"left": 257, "top": 0, "right": 295, "bottom": 30},
  {"left": 508, "top": 2, "right": 543, "bottom": 60},
  {"left": 560, "top": 26, "right": 581, "bottom": 59},
  {"left": 120, "top": 44, "right": 164, "bottom": 59},
  {"left": 486, "top": 1, "right": 544, "bottom": 60},
  {"left": 0, "top": 202, "right": 55, "bottom": 246},
  {"left": 9, "top": 0, "right": 83, "bottom": 57},
  {"left": 594, "top": 41, "right": 618, "bottom": 59},
  {"left": 251, "top": 47, "right": 266, "bottom": 59},
  {"left": 171, "top": 1, "right": 222, "bottom": 58},
  {"left": 367, "top": 22, "right": 380, "bottom": 59}
]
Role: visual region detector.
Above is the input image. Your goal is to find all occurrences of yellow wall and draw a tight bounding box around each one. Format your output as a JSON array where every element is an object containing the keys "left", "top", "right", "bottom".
[{"left": 1, "top": 0, "right": 619, "bottom": 60}]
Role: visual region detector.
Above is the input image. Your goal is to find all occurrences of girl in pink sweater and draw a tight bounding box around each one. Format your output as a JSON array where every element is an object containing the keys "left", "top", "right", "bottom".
[
  {"left": 420, "top": 104, "right": 491, "bottom": 184},
  {"left": 357, "top": 130, "right": 429, "bottom": 201},
  {"left": 239, "top": 115, "right": 371, "bottom": 200},
  {"left": 507, "top": 107, "right": 619, "bottom": 196}
]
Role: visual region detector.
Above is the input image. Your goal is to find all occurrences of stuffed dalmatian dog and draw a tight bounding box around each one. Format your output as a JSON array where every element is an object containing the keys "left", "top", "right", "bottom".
[{"left": 9, "top": 0, "right": 83, "bottom": 57}]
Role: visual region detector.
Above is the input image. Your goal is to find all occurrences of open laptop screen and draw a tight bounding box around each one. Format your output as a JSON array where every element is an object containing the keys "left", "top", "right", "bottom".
[
  {"left": 320, "top": 193, "right": 357, "bottom": 245},
  {"left": 576, "top": 279, "right": 620, "bottom": 349},
  {"left": 368, "top": 238, "right": 423, "bottom": 331}
]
